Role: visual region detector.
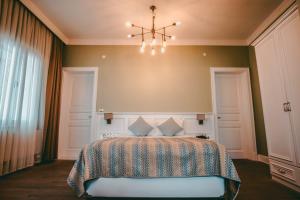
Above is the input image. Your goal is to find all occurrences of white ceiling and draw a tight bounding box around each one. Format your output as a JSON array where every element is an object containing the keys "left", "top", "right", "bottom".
[{"left": 22, "top": 0, "right": 288, "bottom": 45}]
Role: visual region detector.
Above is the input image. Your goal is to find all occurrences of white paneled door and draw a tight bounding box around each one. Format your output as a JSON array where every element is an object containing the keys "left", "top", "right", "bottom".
[
  {"left": 215, "top": 74, "right": 245, "bottom": 158},
  {"left": 255, "top": 33, "right": 295, "bottom": 163},
  {"left": 212, "top": 68, "right": 256, "bottom": 159},
  {"left": 254, "top": 9, "right": 300, "bottom": 165},
  {"left": 58, "top": 68, "right": 98, "bottom": 160},
  {"left": 253, "top": 8, "right": 300, "bottom": 190},
  {"left": 276, "top": 11, "right": 300, "bottom": 166}
]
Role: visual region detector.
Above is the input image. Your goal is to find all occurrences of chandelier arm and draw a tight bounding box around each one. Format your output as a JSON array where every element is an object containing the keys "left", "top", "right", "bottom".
[
  {"left": 143, "top": 31, "right": 152, "bottom": 35},
  {"left": 131, "top": 24, "right": 151, "bottom": 31},
  {"left": 156, "top": 24, "right": 176, "bottom": 31},
  {"left": 155, "top": 31, "right": 172, "bottom": 38},
  {"left": 130, "top": 31, "right": 151, "bottom": 37},
  {"left": 155, "top": 32, "right": 164, "bottom": 36}
]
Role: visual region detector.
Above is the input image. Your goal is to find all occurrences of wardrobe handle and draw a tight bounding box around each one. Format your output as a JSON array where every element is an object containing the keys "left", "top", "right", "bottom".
[
  {"left": 278, "top": 168, "right": 286, "bottom": 174},
  {"left": 283, "top": 103, "right": 288, "bottom": 112},
  {"left": 283, "top": 102, "right": 292, "bottom": 112},
  {"left": 287, "top": 102, "right": 292, "bottom": 112}
]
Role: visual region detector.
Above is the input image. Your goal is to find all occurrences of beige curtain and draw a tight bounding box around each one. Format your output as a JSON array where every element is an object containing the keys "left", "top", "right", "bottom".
[
  {"left": 0, "top": 0, "right": 52, "bottom": 175},
  {"left": 42, "top": 36, "right": 63, "bottom": 162}
]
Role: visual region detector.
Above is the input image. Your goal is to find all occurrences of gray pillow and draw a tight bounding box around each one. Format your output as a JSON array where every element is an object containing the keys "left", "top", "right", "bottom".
[
  {"left": 158, "top": 117, "right": 183, "bottom": 136},
  {"left": 128, "top": 117, "right": 153, "bottom": 136}
]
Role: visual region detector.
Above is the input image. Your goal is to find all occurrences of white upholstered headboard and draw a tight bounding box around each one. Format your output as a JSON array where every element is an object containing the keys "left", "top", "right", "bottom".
[{"left": 95, "top": 112, "right": 215, "bottom": 140}]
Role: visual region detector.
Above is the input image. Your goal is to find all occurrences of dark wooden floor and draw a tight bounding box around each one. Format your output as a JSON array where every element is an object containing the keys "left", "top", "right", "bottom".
[{"left": 0, "top": 160, "right": 299, "bottom": 200}]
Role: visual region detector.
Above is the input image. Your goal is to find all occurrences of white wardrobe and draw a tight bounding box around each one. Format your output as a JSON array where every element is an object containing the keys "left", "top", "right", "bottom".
[{"left": 254, "top": 6, "right": 300, "bottom": 191}]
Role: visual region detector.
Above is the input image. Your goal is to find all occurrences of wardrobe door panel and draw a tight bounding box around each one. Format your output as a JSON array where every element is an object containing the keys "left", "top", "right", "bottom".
[
  {"left": 255, "top": 33, "right": 295, "bottom": 163},
  {"left": 276, "top": 10, "right": 300, "bottom": 166}
]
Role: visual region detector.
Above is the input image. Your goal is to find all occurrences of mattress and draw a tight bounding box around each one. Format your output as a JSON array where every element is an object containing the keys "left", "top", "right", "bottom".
[{"left": 86, "top": 176, "right": 225, "bottom": 198}]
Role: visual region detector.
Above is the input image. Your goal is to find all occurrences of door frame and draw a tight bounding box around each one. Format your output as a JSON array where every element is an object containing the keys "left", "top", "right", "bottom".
[
  {"left": 210, "top": 67, "right": 257, "bottom": 160},
  {"left": 58, "top": 66, "right": 98, "bottom": 160}
]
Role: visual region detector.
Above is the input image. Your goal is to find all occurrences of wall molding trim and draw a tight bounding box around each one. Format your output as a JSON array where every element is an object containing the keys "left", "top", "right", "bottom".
[
  {"left": 96, "top": 112, "right": 213, "bottom": 115},
  {"left": 95, "top": 112, "right": 216, "bottom": 141},
  {"left": 20, "top": 0, "right": 69, "bottom": 44},
  {"left": 248, "top": 0, "right": 297, "bottom": 45},
  {"left": 20, "top": 0, "right": 246, "bottom": 46},
  {"left": 257, "top": 154, "right": 269, "bottom": 164},
  {"left": 68, "top": 38, "right": 248, "bottom": 46},
  {"left": 21, "top": 0, "right": 295, "bottom": 46}
]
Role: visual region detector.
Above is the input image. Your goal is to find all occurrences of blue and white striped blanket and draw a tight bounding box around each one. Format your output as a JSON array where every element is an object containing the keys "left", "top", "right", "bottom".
[{"left": 68, "top": 137, "right": 240, "bottom": 199}]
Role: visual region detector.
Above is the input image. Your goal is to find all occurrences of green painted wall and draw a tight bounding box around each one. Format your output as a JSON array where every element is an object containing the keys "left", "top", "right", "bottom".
[
  {"left": 63, "top": 45, "right": 249, "bottom": 112},
  {"left": 62, "top": 45, "right": 268, "bottom": 155},
  {"left": 249, "top": 46, "right": 268, "bottom": 156}
]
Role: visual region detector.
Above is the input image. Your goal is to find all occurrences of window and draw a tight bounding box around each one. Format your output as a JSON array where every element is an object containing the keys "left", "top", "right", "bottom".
[{"left": 0, "top": 36, "right": 45, "bottom": 131}]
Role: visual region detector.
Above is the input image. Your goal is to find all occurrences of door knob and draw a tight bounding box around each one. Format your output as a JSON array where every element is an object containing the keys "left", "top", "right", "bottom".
[{"left": 217, "top": 116, "right": 221, "bottom": 119}]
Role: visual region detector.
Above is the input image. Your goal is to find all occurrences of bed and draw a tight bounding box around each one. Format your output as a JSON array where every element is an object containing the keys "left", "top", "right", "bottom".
[{"left": 67, "top": 136, "right": 240, "bottom": 199}]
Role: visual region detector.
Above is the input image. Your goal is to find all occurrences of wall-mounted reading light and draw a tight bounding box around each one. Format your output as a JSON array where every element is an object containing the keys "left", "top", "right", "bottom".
[
  {"left": 104, "top": 113, "right": 113, "bottom": 124},
  {"left": 196, "top": 114, "right": 205, "bottom": 125}
]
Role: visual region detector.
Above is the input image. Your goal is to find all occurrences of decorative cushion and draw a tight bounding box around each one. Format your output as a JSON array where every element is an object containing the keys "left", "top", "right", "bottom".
[
  {"left": 158, "top": 117, "right": 183, "bottom": 136},
  {"left": 128, "top": 117, "right": 153, "bottom": 136}
]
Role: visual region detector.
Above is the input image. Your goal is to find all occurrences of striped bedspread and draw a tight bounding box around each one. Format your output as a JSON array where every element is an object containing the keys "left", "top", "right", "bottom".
[{"left": 67, "top": 137, "right": 240, "bottom": 199}]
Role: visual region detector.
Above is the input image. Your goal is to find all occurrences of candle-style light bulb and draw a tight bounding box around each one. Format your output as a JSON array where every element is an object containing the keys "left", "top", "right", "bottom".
[
  {"left": 163, "top": 40, "right": 167, "bottom": 48},
  {"left": 140, "top": 46, "right": 145, "bottom": 53},
  {"left": 125, "top": 21, "right": 132, "bottom": 28},
  {"left": 175, "top": 21, "right": 181, "bottom": 26},
  {"left": 151, "top": 48, "right": 156, "bottom": 56},
  {"left": 142, "top": 41, "right": 146, "bottom": 48},
  {"left": 150, "top": 39, "right": 156, "bottom": 46},
  {"left": 161, "top": 47, "right": 165, "bottom": 53}
]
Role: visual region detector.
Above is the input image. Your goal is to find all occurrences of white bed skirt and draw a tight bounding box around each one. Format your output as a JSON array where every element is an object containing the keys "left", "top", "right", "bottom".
[{"left": 86, "top": 176, "right": 225, "bottom": 198}]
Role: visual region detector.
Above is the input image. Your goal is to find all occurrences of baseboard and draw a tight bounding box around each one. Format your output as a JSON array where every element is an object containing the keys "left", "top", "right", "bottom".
[
  {"left": 257, "top": 154, "right": 269, "bottom": 164},
  {"left": 57, "top": 154, "right": 78, "bottom": 160},
  {"left": 272, "top": 176, "right": 300, "bottom": 193}
]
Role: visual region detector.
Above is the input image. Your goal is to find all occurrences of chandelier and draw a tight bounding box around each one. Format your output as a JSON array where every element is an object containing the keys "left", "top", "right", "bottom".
[{"left": 126, "top": 5, "right": 181, "bottom": 55}]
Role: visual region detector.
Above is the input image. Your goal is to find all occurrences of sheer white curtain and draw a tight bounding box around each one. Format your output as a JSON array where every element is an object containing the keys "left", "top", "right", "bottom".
[{"left": 0, "top": 0, "right": 52, "bottom": 175}]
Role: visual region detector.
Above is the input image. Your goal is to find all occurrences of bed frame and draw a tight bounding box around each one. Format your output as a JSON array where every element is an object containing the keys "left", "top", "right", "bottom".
[
  {"left": 87, "top": 112, "right": 225, "bottom": 199},
  {"left": 84, "top": 176, "right": 225, "bottom": 199}
]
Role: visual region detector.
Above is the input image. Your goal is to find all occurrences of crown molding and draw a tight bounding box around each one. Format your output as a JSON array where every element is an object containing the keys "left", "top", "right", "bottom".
[
  {"left": 18, "top": 0, "right": 247, "bottom": 47},
  {"left": 68, "top": 38, "right": 248, "bottom": 46},
  {"left": 247, "top": 0, "right": 296, "bottom": 45},
  {"left": 251, "top": 3, "right": 298, "bottom": 46},
  {"left": 21, "top": 0, "right": 282, "bottom": 47},
  {"left": 20, "top": 0, "right": 69, "bottom": 44}
]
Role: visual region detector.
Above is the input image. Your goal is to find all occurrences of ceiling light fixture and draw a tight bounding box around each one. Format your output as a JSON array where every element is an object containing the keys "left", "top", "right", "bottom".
[{"left": 126, "top": 5, "right": 180, "bottom": 55}]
